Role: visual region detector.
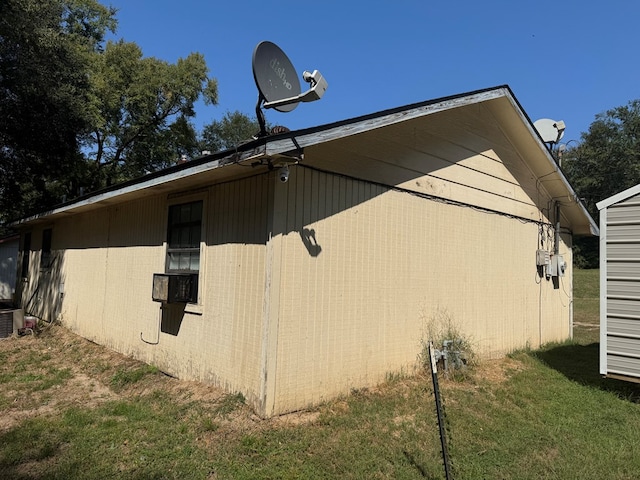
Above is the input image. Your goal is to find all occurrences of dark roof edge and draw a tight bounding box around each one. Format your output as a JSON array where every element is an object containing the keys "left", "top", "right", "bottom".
[{"left": 12, "top": 84, "right": 515, "bottom": 225}]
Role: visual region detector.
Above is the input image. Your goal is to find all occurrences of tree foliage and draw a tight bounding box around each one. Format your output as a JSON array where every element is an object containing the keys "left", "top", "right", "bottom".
[
  {"left": 0, "top": 0, "right": 220, "bottom": 227},
  {"left": 200, "top": 110, "right": 264, "bottom": 153},
  {"left": 563, "top": 100, "right": 640, "bottom": 220},
  {"left": 562, "top": 99, "right": 640, "bottom": 268},
  {"left": 86, "top": 40, "right": 218, "bottom": 185},
  {"left": 0, "top": 0, "right": 116, "bottom": 223}
]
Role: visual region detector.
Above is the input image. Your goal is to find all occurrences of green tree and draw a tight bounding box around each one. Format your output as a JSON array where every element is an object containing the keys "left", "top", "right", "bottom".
[
  {"left": 200, "top": 110, "right": 265, "bottom": 153},
  {"left": 85, "top": 39, "right": 218, "bottom": 185},
  {"left": 0, "top": 0, "right": 221, "bottom": 228},
  {"left": 0, "top": 0, "right": 116, "bottom": 224},
  {"left": 562, "top": 99, "right": 640, "bottom": 268},
  {"left": 563, "top": 100, "right": 640, "bottom": 220}
]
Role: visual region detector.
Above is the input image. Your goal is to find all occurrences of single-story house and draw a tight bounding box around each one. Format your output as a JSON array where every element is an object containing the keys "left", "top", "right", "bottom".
[
  {"left": 0, "top": 234, "right": 19, "bottom": 303},
  {"left": 13, "top": 85, "right": 598, "bottom": 417},
  {"left": 597, "top": 185, "right": 640, "bottom": 383}
]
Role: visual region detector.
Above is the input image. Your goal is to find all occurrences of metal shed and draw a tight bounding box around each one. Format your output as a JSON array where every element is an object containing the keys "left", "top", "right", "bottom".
[{"left": 598, "top": 185, "right": 640, "bottom": 382}]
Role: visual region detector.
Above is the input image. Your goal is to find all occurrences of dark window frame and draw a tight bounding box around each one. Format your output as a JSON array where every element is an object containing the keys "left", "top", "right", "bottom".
[
  {"left": 165, "top": 200, "right": 203, "bottom": 274},
  {"left": 21, "top": 232, "right": 31, "bottom": 278},
  {"left": 40, "top": 228, "right": 53, "bottom": 270}
]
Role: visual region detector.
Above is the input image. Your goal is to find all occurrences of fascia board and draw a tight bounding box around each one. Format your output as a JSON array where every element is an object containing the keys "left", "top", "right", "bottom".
[{"left": 596, "top": 183, "right": 640, "bottom": 211}]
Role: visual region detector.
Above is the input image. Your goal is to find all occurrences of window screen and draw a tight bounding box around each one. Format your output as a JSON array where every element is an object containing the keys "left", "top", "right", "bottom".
[{"left": 166, "top": 201, "right": 202, "bottom": 273}]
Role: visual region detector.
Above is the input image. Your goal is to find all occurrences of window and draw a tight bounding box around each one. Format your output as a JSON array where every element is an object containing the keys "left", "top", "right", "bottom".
[
  {"left": 21, "top": 232, "right": 31, "bottom": 278},
  {"left": 41, "top": 229, "right": 53, "bottom": 270},
  {"left": 166, "top": 201, "right": 203, "bottom": 273}
]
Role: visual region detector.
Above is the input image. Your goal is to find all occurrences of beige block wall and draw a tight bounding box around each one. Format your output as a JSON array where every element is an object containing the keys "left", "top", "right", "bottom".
[
  {"left": 309, "top": 104, "right": 548, "bottom": 225},
  {"left": 270, "top": 166, "right": 572, "bottom": 415},
  {"left": 22, "top": 175, "right": 272, "bottom": 408},
  {"left": 17, "top": 144, "right": 574, "bottom": 417}
]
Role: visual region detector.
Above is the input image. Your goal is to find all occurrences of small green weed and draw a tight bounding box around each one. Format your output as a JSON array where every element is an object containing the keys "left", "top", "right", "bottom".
[
  {"left": 110, "top": 364, "right": 159, "bottom": 390},
  {"left": 385, "top": 368, "right": 410, "bottom": 383},
  {"left": 38, "top": 367, "right": 72, "bottom": 391},
  {"left": 200, "top": 416, "right": 219, "bottom": 432},
  {"left": 213, "top": 392, "right": 245, "bottom": 417}
]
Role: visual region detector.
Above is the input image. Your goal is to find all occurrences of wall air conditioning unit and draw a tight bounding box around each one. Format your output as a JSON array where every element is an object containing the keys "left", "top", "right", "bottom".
[{"left": 152, "top": 273, "right": 198, "bottom": 304}]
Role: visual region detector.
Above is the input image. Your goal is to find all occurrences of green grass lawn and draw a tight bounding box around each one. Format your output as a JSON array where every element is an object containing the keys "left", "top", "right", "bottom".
[
  {"left": 572, "top": 268, "right": 600, "bottom": 344},
  {"left": 3, "top": 269, "right": 640, "bottom": 479}
]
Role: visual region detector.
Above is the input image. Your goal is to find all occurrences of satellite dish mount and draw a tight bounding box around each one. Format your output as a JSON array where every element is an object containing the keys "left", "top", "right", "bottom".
[{"left": 252, "top": 41, "right": 328, "bottom": 137}]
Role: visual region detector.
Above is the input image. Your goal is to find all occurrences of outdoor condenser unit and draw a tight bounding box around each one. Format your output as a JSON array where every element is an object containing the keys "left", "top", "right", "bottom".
[
  {"left": 152, "top": 273, "right": 198, "bottom": 304},
  {"left": 0, "top": 308, "right": 24, "bottom": 338}
]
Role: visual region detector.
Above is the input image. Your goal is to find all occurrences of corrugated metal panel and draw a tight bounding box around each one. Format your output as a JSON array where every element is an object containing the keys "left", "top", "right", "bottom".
[
  {"left": 606, "top": 243, "right": 640, "bottom": 260},
  {"left": 603, "top": 192, "right": 640, "bottom": 379},
  {"left": 607, "top": 279, "right": 640, "bottom": 297},
  {"left": 607, "top": 223, "right": 640, "bottom": 242},
  {"left": 608, "top": 335, "right": 640, "bottom": 354},
  {"left": 607, "top": 354, "right": 640, "bottom": 378},
  {"left": 606, "top": 262, "right": 640, "bottom": 279},
  {"left": 607, "top": 203, "right": 640, "bottom": 222},
  {"left": 607, "top": 317, "right": 640, "bottom": 336},
  {"left": 606, "top": 298, "right": 640, "bottom": 318}
]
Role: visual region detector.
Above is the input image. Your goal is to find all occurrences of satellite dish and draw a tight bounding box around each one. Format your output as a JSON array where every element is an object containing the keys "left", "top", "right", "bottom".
[
  {"left": 252, "top": 41, "right": 328, "bottom": 137},
  {"left": 252, "top": 41, "right": 301, "bottom": 113},
  {"left": 534, "top": 118, "right": 566, "bottom": 144}
]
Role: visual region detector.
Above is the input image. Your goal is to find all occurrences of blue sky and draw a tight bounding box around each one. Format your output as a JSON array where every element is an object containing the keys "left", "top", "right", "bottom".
[{"left": 106, "top": 1, "right": 639, "bottom": 144}]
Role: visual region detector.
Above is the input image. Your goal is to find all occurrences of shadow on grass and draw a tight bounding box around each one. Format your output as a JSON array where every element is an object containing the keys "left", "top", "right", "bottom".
[{"left": 532, "top": 342, "right": 640, "bottom": 403}]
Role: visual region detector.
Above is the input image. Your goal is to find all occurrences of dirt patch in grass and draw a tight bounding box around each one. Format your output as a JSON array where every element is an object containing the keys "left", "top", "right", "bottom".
[
  {"left": 477, "top": 356, "right": 526, "bottom": 383},
  {"left": 0, "top": 328, "right": 124, "bottom": 431},
  {"left": 573, "top": 321, "right": 599, "bottom": 330},
  {"left": 0, "top": 325, "right": 237, "bottom": 431},
  {"left": 0, "top": 323, "right": 327, "bottom": 446},
  {"left": 440, "top": 356, "right": 525, "bottom": 395}
]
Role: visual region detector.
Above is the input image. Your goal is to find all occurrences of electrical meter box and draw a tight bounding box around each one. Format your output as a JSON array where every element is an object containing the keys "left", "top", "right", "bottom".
[
  {"left": 547, "top": 254, "right": 566, "bottom": 277},
  {"left": 152, "top": 273, "right": 198, "bottom": 303},
  {"left": 536, "top": 249, "right": 550, "bottom": 267}
]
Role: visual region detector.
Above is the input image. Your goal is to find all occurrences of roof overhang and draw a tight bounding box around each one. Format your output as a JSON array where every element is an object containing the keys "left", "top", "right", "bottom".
[
  {"left": 14, "top": 85, "right": 598, "bottom": 236},
  {"left": 481, "top": 88, "right": 599, "bottom": 236}
]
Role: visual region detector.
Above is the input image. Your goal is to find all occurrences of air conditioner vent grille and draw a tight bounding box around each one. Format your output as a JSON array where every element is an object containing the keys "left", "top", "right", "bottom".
[{"left": 152, "top": 273, "right": 198, "bottom": 304}]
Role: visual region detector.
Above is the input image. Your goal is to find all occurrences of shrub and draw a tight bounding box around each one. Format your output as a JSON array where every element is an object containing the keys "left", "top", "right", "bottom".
[{"left": 418, "top": 308, "right": 476, "bottom": 379}]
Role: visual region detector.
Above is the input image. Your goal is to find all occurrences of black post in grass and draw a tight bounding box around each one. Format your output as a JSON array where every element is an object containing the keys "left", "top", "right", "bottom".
[{"left": 429, "top": 341, "right": 453, "bottom": 480}]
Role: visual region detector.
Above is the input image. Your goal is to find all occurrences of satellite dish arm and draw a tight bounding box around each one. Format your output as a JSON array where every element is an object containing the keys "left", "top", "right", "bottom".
[
  {"left": 255, "top": 93, "right": 268, "bottom": 137},
  {"left": 553, "top": 121, "right": 566, "bottom": 144},
  {"left": 263, "top": 70, "right": 328, "bottom": 109}
]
